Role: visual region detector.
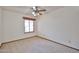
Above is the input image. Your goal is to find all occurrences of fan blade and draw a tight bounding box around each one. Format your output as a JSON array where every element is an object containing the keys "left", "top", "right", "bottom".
[
  {"left": 39, "top": 13, "right": 43, "bottom": 15},
  {"left": 38, "top": 9, "right": 46, "bottom": 12}
]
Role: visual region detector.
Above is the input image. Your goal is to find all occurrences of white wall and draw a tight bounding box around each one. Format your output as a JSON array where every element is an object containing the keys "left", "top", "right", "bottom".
[
  {"left": 0, "top": 8, "right": 3, "bottom": 44},
  {"left": 37, "top": 7, "right": 79, "bottom": 49},
  {"left": 2, "top": 9, "right": 37, "bottom": 43},
  {"left": 0, "top": 8, "right": 2, "bottom": 41}
]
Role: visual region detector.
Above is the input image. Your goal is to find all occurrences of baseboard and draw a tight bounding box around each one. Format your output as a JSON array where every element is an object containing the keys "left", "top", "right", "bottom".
[
  {"left": 37, "top": 35, "right": 79, "bottom": 51},
  {"left": 2, "top": 33, "right": 37, "bottom": 44},
  {"left": 2, "top": 35, "right": 37, "bottom": 44}
]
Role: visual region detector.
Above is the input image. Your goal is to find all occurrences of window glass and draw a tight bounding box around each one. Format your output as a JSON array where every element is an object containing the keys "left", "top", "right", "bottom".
[
  {"left": 24, "top": 20, "right": 34, "bottom": 33},
  {"left": 30, "top": 20, "right": 33, "bottom": 32}
]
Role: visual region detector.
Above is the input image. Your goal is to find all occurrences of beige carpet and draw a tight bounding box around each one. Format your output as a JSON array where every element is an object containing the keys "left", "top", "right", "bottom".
[{"left": 0, "top": 36, "right": 79, "bottom": 53}]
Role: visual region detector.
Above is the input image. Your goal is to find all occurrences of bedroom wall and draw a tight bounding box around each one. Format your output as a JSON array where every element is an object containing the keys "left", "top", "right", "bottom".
[
  {"left": 1, "top": 8, "right": 37, "bottom": 43},
  {"left": 0, "top": 8, "right": 3, "bottom": 44},
  {"left": 37, "top": 7, "right": 79, "bottom": 49}
]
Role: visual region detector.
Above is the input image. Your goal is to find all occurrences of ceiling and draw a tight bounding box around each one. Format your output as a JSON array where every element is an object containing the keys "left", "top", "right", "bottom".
[
  {"left": 1, "top": 6, "right": 64, "bottom": 15},
  {"left": 1, "top": 6, "right": 79, "bottom": 16}
]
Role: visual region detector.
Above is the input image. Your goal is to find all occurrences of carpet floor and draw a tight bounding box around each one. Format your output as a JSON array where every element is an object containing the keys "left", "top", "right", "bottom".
[{"left": 0, "top": 36, "right": 79, "bottom": 53}]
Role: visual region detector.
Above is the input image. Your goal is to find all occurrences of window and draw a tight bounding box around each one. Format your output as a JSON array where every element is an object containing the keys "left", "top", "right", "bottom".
[{"left": 24, "top": 20, "right": 34, "bottom": 33}]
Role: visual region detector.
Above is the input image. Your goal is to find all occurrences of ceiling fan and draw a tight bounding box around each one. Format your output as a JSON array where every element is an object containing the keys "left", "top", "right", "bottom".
[
  {"left": 32, "top": 6, "right": 46, "bottom": 16},
  {"left": 23, "top": 6, "right": 46, "bottom": 20}
]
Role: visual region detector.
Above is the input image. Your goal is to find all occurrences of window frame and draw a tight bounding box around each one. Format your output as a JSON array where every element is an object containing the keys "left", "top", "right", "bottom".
[{"left": 23, "top": 17, "right": 36, "bottom": 33}]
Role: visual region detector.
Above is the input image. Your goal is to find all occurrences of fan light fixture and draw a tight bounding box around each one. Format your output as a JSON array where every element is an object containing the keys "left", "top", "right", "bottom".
[
  {"left": 32, "top": 6, "right": 46, "bottom": 16},
  {"left": 32, "top": 6, "right": 40, "bottom": 16},
  {"left": 32, "top": 6, "right": 37, "bottom": 11},
  {"left": 32, "top": 12, "right": 36, "bottom": 16}
]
